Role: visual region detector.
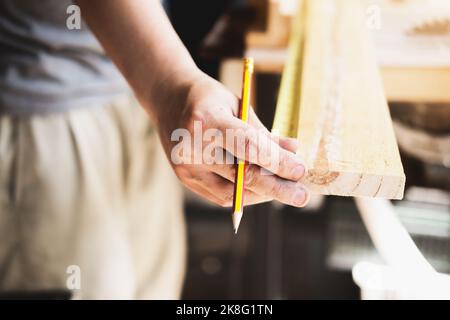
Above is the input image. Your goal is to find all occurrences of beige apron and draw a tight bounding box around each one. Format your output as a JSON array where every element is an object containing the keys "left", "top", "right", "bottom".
[{"left": 0, "top": 96, "right": 186, "bottom": 299}]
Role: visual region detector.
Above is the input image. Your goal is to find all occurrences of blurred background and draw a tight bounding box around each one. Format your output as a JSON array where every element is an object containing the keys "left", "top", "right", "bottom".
[
  {"left": 167, "top": 0, "right": 450, "bottom": 299},
  {"left": 0, "top": 0, "right": 448, "bottom": 300}
]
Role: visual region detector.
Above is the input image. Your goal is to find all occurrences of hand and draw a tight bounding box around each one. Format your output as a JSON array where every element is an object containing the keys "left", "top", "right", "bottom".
[
  {"left": 76, "top": 0, "right": 306, "bottom": 207},
  {"left": 154, "top": 70, "right": 309, "bottom": 208}
]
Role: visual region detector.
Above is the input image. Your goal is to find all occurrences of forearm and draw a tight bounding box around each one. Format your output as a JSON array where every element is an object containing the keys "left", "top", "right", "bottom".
[
  {"left": 76, "top": 0, "right": 201, "bottom": 117},
  {"left": 76, "top": 0, "right": 309, "bottom": 209}
]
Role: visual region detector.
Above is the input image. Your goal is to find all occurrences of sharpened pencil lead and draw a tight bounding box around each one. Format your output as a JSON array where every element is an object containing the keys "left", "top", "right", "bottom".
[{"left": 232, "top": 210, "right": 243, "bottom": 234}]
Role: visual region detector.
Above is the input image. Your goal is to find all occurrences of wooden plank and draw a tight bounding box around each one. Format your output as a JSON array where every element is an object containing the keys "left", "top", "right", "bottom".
[
  {"left": 245, "top": 0, "right": 450, "bottom": 103},
  {"left": 245, "top": 47, "right": 450, "bottom": 103},
  {"left": 246, "top": 0, "right": 293, "bottom": 48},
  {"left": 370, "top": 0, "right": 450, "bottom": 68},
  {"left": 219, "top": 59, "right": 256, "bottom": 107},
  {"left": 219, "top": 59, "right": 243, "bottom": 97},
  {"left": 297, "top": 0, "right": 405, "bottom": 199},
  {"left": 381, "top": 67, "right": 450, "bottom": 103}
]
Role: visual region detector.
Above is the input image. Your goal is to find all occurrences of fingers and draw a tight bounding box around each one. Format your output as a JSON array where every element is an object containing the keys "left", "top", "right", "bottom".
[
  {"left": 214, "top": 115, "right": 306, "bottom": 182},
  {"left": 276, "top": 136, "right": 299, "bottom": 153},
  {"left": 211, "top": 162, "right": 309, "bottom": 208},
  {"left": 178, "top": 102, "right": 307, "bottom": 208},
  {"left": 186, "top": 172, "right": 273, "bottom": 207}
]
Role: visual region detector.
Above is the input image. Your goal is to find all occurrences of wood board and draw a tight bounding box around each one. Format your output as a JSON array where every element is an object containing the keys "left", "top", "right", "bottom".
[
  {"left": 296, "top": 0, "right": 405, "bottom": 199},
  {"left": 245, "top": 0, "right": 450, "bottom": 103},
  {"left": 245, "top": 47, "right": 450, "bottom": 103},
  {"left": 246, "top": 0, "right": 294, "bottom": 48}
]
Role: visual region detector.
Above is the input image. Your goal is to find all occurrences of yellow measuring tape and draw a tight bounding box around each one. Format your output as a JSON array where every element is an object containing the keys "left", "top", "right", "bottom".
[{"left": 271, "top": 0, "right": 307, "bottom": 138}]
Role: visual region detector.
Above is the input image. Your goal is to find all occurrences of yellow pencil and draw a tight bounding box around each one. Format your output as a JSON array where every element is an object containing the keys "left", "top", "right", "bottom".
[{"left": 232, "top": 57, "right": 254, "bottom": 234}]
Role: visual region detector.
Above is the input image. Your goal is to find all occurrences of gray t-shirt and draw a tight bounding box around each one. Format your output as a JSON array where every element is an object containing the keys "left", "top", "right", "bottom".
[{"left": 0, "top": 0, "right": 130, "bottom": 115}]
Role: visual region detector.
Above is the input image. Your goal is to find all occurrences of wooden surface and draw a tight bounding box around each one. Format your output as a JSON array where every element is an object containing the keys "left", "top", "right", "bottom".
[
  {"left": 244, "top": 48, "right": 450, "bottom": 103},
  {"left": 219, "top": 60, "right": 243, "bottom": 97},
  {"left": 243, "top": 0, "right": 450, "bottom": 103},
  {"left": 246, "top": 0, "right": 293, "bottom": 48},
  {"left": 371, "top": 0, "right": 450, "bottom": 67},
  {"left": 296, "top": 0, "right": 405, "bottom": 199},
  {"left": 381, "top": 67, "right": 450, "bottom": 103}
]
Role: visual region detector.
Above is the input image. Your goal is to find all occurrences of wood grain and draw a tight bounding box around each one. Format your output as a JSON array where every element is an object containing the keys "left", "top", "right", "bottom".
[{"left": 297, "top": 0, "right": 405, "bottom": 199}]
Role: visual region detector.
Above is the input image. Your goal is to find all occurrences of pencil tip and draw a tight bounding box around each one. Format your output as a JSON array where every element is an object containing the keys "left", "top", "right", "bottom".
[{"left": 232, "top": 211, "right": 243, "bottom": 234}]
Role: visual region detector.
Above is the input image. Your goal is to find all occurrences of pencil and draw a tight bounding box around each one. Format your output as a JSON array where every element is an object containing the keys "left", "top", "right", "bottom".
[{"left": 232, "top": 57, "right": 254, "bottom": 234}]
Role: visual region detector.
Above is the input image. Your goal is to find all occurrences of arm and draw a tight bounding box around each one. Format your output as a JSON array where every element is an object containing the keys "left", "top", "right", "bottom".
[
  {"left": 76, "top": 0, "right": 308, "bottom": 207},
  {"left": 76, "top": 0, "right": 197, "bottom": 117}
]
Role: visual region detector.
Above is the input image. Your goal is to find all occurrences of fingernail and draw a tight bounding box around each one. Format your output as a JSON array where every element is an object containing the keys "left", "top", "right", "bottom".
[
  {"left": 291, "top": 165, "right": 305, "bottom": 180},
  {"left": 292, "top": 188, "right": 307, "bottom": 207}
]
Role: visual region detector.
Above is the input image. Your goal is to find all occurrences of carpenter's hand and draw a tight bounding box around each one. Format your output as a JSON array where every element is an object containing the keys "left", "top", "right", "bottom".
[{"left": 154, "top": 71, "right": 309, "bottom": 207}]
